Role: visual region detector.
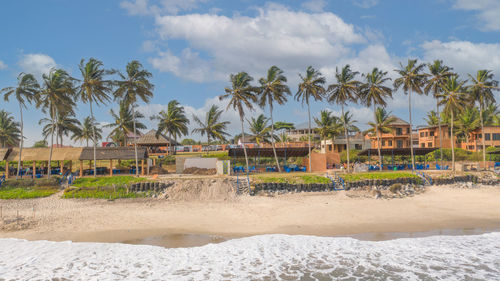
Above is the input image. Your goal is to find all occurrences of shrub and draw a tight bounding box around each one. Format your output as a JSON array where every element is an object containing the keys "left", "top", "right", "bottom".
[
  {"left": 389, "top": 183, "right": 402, "bottom": 193},
  {"left": 72, "top": 176, "right": 146, "bottom": 188}
]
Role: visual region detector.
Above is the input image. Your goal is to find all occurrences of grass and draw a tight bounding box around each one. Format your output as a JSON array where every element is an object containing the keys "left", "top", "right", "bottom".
[
  {"left": 71, "top": 176, "right": 147, "bottom": 188},
  {"left": 340, "top": 172, "right": 419, "bottom": 182},
  {"left": 62, "top": 187, "right": 148, "bottom": 199},
  {"left": 0, "top": 186, "right": 58, "bottom": 199}
]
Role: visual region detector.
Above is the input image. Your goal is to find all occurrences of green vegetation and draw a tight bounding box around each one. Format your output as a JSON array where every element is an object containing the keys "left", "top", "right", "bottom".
[
  {"left": 341, "top": 172, "right": 419, "bottom": 182},
  {"left": 252, "top": 173, "right": 330, "bottom": 184},
  {"left": 0, "top": 178, "right": 60, "bottom": 199},
  {"left": 62, "top": 187, "right": 147, "bottom": 199},
  {"left": 201, "top": 151, "right": 230, "bottom": 160},
  {"left": 72, "top": 176, "right": 146, "bottom": 188}
]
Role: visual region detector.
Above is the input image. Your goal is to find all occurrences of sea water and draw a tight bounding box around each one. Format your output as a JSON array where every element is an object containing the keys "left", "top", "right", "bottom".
[{"left": 0, "top": 233, "right": 499, "bottom": 280}]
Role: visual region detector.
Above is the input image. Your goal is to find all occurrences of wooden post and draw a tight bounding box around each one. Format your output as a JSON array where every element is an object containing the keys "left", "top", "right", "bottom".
[
  {"left": 32, "top": 161, "right": 36, "bottom": 178},
  {"left": 141, "top": 159, "right": 145, "bottom": 176},
  {"left": 5, "top": 161, "right": 9, "bottom": 179},
  {"left": 60, "top": 160, "right": 64, "bottom": 175},
  {"left": 79, "top": 160, "right": 83, "bottom": 177},
  {"left": 109, "top": 159, "right": 113, "bottom": 176},
  {"left": 153, "top": 158, "right": 156, "bottom": 166}
]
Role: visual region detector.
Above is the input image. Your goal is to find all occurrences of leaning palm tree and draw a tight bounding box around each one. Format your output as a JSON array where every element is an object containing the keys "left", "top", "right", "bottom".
[
  {"left": 314, "top": 110, "right": 334, "bottom": 152},
  {"left": 1, "top": 73, "right": 39, "bottom": 179},
  {"left": 192, "top": 105, "right": 230, "bottom": 145},
  {"left": 220, "top": 72, "right": 259, "bottom": 177},
  {"left": 393, "top": 59, "right": 428, "bottom": 172},
  {"left": 258, "top": 66, "right": 291, "bottom": 172},
  {"left": 456, "top": 107, "right": 480, "bottom": 146},
  {"left": 35, "top": 69, "right": 75, "bottom": 179},
  {"left": 328, "top": 65, "right": 360, "bottom": 173},
  {"left": 71, "top": 116, "right": 102, "bottom": 147},
  {"left": 359, "top": 67, "right": 393, "bottom": 168},
  {"left": 295, "top": 66, "right": 326, "bottom": 172},
  {"left": 425, "top": 60, "right": 453, "bottom": 168},
  {"left": 150, "top": 100, "right": 189, "bottom": 155},
  {"left": 364, "top": 107, "right": 397, "bottom": 166},
  {"left": 114, "top": 61, "right": 154, "bottom": 176},
  {"left": 247, "top": 114, "right": 272, "bottom": 146},
  {"left": 467, "top": 70, "right": 499, "bottom": 167},
  {"left": 437, "top": 75, "right": 468, "bottom": 175},
  {"left": 77, "top": 58, "right": 114, "bottom": 176},
  {"left": 0, "top": 110, "right": 21, "bottom": 148},
  {"left": 105, "top": 100, "right": 146, "bottom": 146}
]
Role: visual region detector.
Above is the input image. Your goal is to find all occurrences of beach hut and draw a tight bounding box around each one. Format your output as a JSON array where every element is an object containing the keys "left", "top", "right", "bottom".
[
  {"left": 136, "top": 130, "right": 178, "bottom": 155},
  {"left": 79, "top": 147, "right": 149, "bottom": 176}
]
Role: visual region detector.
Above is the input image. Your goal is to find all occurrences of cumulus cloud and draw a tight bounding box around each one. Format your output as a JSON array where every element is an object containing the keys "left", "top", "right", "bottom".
[
  {"left": 121, "top": 0, "right": 208, "bottom": 15},
  {"left": 453, "top": 0, "right": 500, "bottom": 31},
  {"left": 326, "top": 106, "right": 374, "bottom": 130},
  {"left": 353, "top": 0, "right": 379, "bottom": 9},
  {"left": 0, "top": 60, "right": 6, "bottom": 70},
  {"left": 18, "top": 53, "right": 56, "bottom": 79},
  {"left": 149, "top": 48, "right": 213, "bottom": 82},
  {"left": 301, "top": 0, "right": 327, "bottom": 12}
]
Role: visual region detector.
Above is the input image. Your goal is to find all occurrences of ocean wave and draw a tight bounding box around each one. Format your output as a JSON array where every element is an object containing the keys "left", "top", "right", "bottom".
[{"left": 1, "top": 233, "right": 499, "bottom": 280}]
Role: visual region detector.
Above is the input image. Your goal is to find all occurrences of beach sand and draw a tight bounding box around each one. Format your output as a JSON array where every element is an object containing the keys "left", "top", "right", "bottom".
[{"left": 1, "top": 185, "right": 499, "bottom": 246}]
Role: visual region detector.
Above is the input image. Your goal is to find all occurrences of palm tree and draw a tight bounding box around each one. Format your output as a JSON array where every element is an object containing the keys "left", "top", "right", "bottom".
[
  {"left": 339, "top": 110, "right": 360, "bottom": 144},
  {"left": 314, "top": 110, "right": 334, "bottom": 152},
  {"left": 0, "top": 110, "right": 21, "bottom": 148},
  {"left": 425, "top": 60, "right": 453, "bottom": 168},
  {"left": 77, "top": 58, "right": 114, "bottom": 176},
  {"left": 71, "top": 116, "right": 102, "bottom": 147},
  {"left": 483, "top": 104, "right": 499, "bottom": 126},
  {"left": 295, "top": 66, "right": 326, "bottom": 172},
  {"left": 394, "top": 59, "right": 428, "bottom": 171},
  {"left": 424, "top": 110, "right": 440, "bottom": 126},
  {"left": 364, "top": 107, "right": 397, "bottom": 165},
  {"left": 274, "top": 121, "right": 295, "bottom": 147},
  {"left": 114, "top": 60, "right": 154, "bottom": 176},
  {"left": 328, "top": 65, "right": 360, "bottom": 173},
  {"left": 247, "top": 114, "right": 272, "bottom": 146},
  {"left": 150, "top": 100, "right": 189, "bottom": 155},
  {"left": 327, "top": 116, "right": 343, "bottom": 152},
  {"left": 456, "top": 107, "right": 480, "bottom": 146},
  {"left": 1, "top": 73, "right": 39, "bottom": 179},
  {"left": 219, "top": 72, "right": 259, "bottom": 177},
  {"left": 359, "top": 67, "right": 393, "bottom": 168},
  {"left": 40, "top": 109, "right": 80, "bottom": 146},
  {"left": 467, "top": 70, "right": 499, "bottom": 167},
  {"left": 437, "top": 75, "right": 468, "bottom": 175},
  {"left": 192, "top": 105, "right": 230, "bottom": 145},
  {"left": 258, "top": 66, "right": 291, "bottom": 172},
  {"left": 35, "top": 69, "right": 75, "bottom": 178},
  {"left": 105, "top": 100, "right": 146, "bottom": 146}
]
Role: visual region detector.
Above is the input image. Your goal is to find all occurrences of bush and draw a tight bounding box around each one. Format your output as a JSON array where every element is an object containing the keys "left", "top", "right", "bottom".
[
  {"left": 72, "top": 176, "right": 146, "bottom": 188},
  {"left": 389, "top": 183, "right": 402, "bottom": 194},
  {"left": 0, "top": 186, "right": 58, "bottom": 199},
  {"left": 341, "top": 172, "right": 418, "bottom": 182}
]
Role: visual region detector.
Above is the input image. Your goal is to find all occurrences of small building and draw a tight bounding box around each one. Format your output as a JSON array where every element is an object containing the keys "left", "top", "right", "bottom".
[
  {"left": 321, "top": 132, "right": 371, "bottom": 153},
  {"left": 370, "top": 116, "right": 413, "bottom": 149},
  {"left": 136, "top": 129, "right": 178, "bottom": 155},
  {"left": 286, "top": 122, "right": 320, "bottom": 142}
]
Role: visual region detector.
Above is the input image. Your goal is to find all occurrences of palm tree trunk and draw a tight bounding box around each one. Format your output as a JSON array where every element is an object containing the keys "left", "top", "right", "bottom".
[
  {"left": 48, "top": 106, "right": 55, "bottom": 179},
  {"left": 437, "top": 100, "right": 444, "bottom": 169},
  {"left": 90, "top": 101, "right": 97, "bottom": 177},
  {"left": 132, "top": 105, "right": 139, "bottom": 177},
  {"left": 408, "top": 90, "right": 415, "bottom": 172},
  {"left": 479, "top": 104, "right": 486, "bottom": 170},
  {"left": 240, "top": 114, "right": 250, "bottom": 187},
  {"left": 16, "top": 103, "right": 24, "bottom": 180},
  {"left": 451, "top": 111, "right": 455, "bottom": 175},
  {"left": 342, "top": 104, "right": 350, "bottom": 173},
  {"left": 269, "top": 105, "right": 281, "bottom": 172},
  {"left": 374, "top": 104, "right": 382, "bottom": 169},
  {"left": 307, "top": 102, "right": 312, "bottom": 173}
]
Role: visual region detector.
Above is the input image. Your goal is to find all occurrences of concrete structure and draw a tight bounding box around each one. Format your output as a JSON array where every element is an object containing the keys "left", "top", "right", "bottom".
[
  {"left": 321, "top": 132, "right": 371, "bottom": 153},
  {"left": 369, "top": 116, "right": 413, "bottom": 149},
  {"left": 286, "top": 123, "right": 320, "bottom": 142}
]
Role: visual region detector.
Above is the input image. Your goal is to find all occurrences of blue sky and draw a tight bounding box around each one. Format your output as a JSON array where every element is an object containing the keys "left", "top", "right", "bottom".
[{"left": 1, "top": 0, "right": 499, "bottom": 145}]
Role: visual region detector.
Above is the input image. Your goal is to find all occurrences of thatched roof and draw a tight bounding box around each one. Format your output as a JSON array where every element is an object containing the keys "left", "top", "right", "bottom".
[
  {"left": 136, "top": 130, "right": 178, "bottom": 146},
  {"left": 79, "top": 147, "right": 148, "bottom": 160},
  {"left": 6, "top": 148, "right": 84, "bottom": 161}
]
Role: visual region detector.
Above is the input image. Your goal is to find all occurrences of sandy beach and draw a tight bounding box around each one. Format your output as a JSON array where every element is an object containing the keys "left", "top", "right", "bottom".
[{"left": 1, "top": 184, "right": 500, "bottom": 246}]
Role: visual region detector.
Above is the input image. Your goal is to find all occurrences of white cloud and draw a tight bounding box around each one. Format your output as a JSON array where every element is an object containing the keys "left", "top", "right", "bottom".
[
  {"left": 453, "top": 0, "right": 500, "bottom": 31},
  {"left": 0, "top": 60, "right": 6, "bottom": 70},
  {"left": 325, "top": 106, "right": 374, "bottom": 129},
  {"left": 301, "top": 0, "right": 327, "bottom": 12},
  {"left": 121, "top": 0, "right": 208, "bottom": 15},
  {"left": 353, "top": 0, "right": 379, "bottom": 9},
  {"left": 18, "top": 53, "right": 56, "bottom": 79},
  {"left": 149, "top": 48, "right": 213, "bottom": 82}
]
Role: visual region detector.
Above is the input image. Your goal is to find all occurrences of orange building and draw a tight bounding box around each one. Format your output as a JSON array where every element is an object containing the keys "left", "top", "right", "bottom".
[
  {"left": 370, "top": 116, "right": 413, "bottom": 149},
  {"left": 417, "top": 125, "right": 500, "bottom": 151}
]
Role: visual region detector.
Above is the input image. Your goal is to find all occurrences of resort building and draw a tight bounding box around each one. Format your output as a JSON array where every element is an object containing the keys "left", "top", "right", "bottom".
[
  {"left": 417, "top": 125, "right": 500, "bottom": 151},
  {"left": 286, "top": 123, "right": 320, "bottom": 142},
  {"left": 369, "top": 116, "right": 414, "bottom": 149},
  {"left": 321, "top": 132, "right": 371, "bottom": 153}
]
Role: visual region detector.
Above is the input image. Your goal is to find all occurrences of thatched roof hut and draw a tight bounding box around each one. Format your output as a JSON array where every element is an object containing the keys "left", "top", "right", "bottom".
[
  {"left": 136, "top": 130, "right": 178, "bottom": 146},
  {"left": 3, "top": 147, "right": 147, "bottom": 161},
  {"left": 5, "top": 148, "right": 84, "bottom": 161},
  {"left": 79, "top": 147, "right": 148, "bottom": 160}
]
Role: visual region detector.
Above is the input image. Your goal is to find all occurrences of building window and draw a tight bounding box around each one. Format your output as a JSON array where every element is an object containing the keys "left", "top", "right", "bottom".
[
  {"left": 355, "top": 144, "right": 362, "bottom": 150},
  {"left": 493, "top": 133, "right": 500, "bottom": 141},
  {"left": 420, "top": 132, "right": 424, "bottom": 137},
  {"left": 428, "top": 142, "right": 432, "bottom": 148},
  {"left": 382, "top": 140, "right": 386, "bottom": 146},
  {"left": 430, "top": 131, "right": 434, "bottom": 136},
  {"left": 397, "top": 140, "right": 403, "bottom": 148},
  {"left": 406, "top": 128, "right": 410, "bottom": 134},
  {"left": 388, "top": 140, "right": 392, "bottom": 146},
  {"left": 396, "top": 128, "right": 402, "bottom": 136},
  {"left": 425, "top": 132, "right": 428, "bottom": 137},
  {"left": 421, "top": 143, "right": 425, "bottom": 148},
  {"left": 485, "top": 133, "right": 491, "bottom": 141}
]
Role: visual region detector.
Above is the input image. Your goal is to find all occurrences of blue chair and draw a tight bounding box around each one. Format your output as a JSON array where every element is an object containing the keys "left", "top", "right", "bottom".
[
  {"left": 494, "top": 162, "right": 500, "bottom": 168},
  {"left": 300, "top": 166, "right": 307, "bottom": 172}
]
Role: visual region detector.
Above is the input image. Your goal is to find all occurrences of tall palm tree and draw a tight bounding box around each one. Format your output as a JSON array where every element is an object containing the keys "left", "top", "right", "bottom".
[
  {"left": 77, "top": 58, "right": 114, "bottom": 176},
  {"left": 467, "top": 70, "right": 499, "bottom": 167},
  {"left": 456, "top": 107, "right": 480, "bottom": 146},
  {"left": 437, "top": 75, "right": 468, "bottom": 175},
  {"left": 247, "top": 114, "right": 272, "bottom": 146},
  {"left": 1, "top": 73, "right": 39, "bottom": 179},
  {"left": 35, "top": 69, "right": 75, "bottom": 178},
  {"left": 482, "top": 104, "right": 499, "bottom": 126},
  {"left": 219, "top": 72, "right": 259, "bottom": 177},
  {"left": 328, "top": 116, "right": 343, "bottom": 152},
  {"left": 40, "top": 109, "right": 80, "bottom": 146},
  {"left": 328, "top": 65, "right": 360, "bottom": 173},
  {"left": 314, "top": 110, "right": 334, "bottom": 152},
  {"left": 364, "top": 107, "right": 397, "bottom": 165},
  {"left": 274, "top": 121, "right": 295, "bottom": 147},
  {"left": 393, "top": 59, "right": 428, "bottom": 171},
  {"left": 0, "top": 110, "right": 21, "bottom": 148},
  {"left": 150, "top": 100, "right": 189, "bottom": 155},
  {"left": 425, "top": 60, "right": 453, "bottom": 168},
  {"left": 192, "top": 105, "right": 230, "bottom": 145},
  {"left": 295, "top": 66, "right": 326, "bottom": 172},
  {"left": 258, "top": 66, "right": 291, "bottom": 172},
  {"left": 105, "top": 100, "right": 146, "bottom": 146},
  {"left": 359, "top": 67, "right": 393, "bottom": 168},
  {"left": 424, "top": 110, "right": 440, "bottom": 126},
  {"left": 114, "top": 61, "right": 154, "bottom": 176},
  {"left": 71, "top": 116, "right": 102, "bottom": 147}
]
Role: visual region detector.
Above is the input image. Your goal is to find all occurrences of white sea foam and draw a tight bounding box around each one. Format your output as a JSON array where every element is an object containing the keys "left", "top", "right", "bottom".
[{"left": 1, "top": 233, "right": 499, "bottom": 280}]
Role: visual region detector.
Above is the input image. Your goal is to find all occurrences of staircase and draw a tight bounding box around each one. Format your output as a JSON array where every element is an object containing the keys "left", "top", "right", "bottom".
[
  {"left": 326, "top": 173, "right": 345, "bottom": 191},
  {"left": 234, "top": 174, "right": 251, "bottom": 195},
  {"left": 415, "top": 171, "right": 432, "bottom": 185}
]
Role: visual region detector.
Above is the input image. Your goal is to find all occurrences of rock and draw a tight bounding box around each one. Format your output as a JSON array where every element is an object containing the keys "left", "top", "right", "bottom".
[{"left": 371, "top": 190, "right": 382, "bottom": 199}]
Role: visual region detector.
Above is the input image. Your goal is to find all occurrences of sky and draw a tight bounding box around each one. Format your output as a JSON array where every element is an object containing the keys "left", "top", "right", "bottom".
[{"left": 1, "top": 0, "right": 500, "bottom": 146}]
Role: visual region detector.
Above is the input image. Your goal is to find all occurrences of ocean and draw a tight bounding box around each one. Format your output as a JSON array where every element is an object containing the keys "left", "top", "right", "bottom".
[{"left": 1, "top": 233, "right": 499, "bottom": 280}]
